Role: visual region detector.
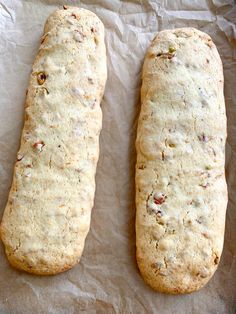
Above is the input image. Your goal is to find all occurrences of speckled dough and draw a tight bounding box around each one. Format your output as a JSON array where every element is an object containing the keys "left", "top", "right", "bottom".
[
  {"left": 135, "top": 28, "right": 227, "bottom": 294},
  {"left": 0, "top": 7, "right": 107, "bottom": 275}
]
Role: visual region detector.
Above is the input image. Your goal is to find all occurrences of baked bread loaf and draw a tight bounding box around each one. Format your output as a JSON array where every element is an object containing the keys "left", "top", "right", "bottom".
[
  {"left": 135, "top": 28, "right": 227, "bottom": 294},
  {"left": 0, "top": 6, "right": 107, "bottom": 275}
]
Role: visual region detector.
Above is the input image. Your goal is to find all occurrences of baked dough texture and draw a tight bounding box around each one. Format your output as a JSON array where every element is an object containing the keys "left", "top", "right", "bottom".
[
  {"left": 135, "top": 28, "right": 227, "bottom": 294},
  {"left": 0, "top": 6, "right": 107, "bottom": 275}
]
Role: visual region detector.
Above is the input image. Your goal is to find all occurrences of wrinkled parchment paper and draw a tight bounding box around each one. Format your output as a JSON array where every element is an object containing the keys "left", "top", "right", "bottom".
[{"left": 0, "top": 0, "right": 235, "bottom": 313}]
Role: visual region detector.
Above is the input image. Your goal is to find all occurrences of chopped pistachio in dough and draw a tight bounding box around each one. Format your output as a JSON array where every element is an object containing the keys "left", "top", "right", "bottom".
[
  {"left": 135, "top": 28, "right": 227, "bottom": 294},
  {"left": 0, "top": 7, "right": 107, "bottom": 275}
]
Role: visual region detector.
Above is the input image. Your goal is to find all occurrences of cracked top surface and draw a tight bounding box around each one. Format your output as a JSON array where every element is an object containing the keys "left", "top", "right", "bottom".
[
  {"left": 135, "top": 27, "right": 227, "bottom": 294},
  {"left": 0, "top": 6, "right": 107, "bottom": 275}
]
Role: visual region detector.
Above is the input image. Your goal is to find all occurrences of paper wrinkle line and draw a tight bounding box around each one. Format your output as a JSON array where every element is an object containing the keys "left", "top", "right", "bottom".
[{"left": 0, "top": 2, "right": 14, "bottom": 23}]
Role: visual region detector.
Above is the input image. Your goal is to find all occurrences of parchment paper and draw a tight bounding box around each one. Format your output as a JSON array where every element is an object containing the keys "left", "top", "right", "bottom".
[{"left": 0, "top": 0, "right": 235, "bottom": 313}]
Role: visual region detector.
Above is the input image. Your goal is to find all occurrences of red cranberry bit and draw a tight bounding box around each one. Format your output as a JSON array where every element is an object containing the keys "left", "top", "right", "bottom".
[{"left": 154, "top": 194, "right": 166, "bottom": 205}]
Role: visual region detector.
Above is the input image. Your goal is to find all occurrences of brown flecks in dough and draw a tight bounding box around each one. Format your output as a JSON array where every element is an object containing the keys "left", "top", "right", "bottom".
[
  {"left": 156, "top": 219, "right": 165, "bottom": 226},
  {"left": 156, "top": 52, "right": 175, "bottom": 59},
  {"left": 43, "top": 87, "right": 49, "bottom": 94},
  {"left": 201, "top": 99, "right": 209, "bottom": 107},
  {"left": 169, "top": 128, "right": 176, "bottom": 133},
  {"left": 151, "top": 262, "right": 161, "bottom": 270},
  {"left": 17, "top": 154, "right": 24, "bottom": 161},
  {"left": 162, "top": 151, "right": 165, "bottom": 161},
  {"left": 199, "top": 183, "right": 209, "bottom": 189},
  {"left": 198, "top": 133, "right": 211, "bottom": 142},
  {"left": 163, "top": 257, "right": 168, "bottom": 269},
  {"left": 196, "top": 271, "right": 208, "bottom": 279},
  {"left": 48, "top": 155, "right": 52, "bottom": 169},
  {"left": 196, "top": 216, "right": 203, "bottom": 224},
  {"left": 71, "top": 13, "right": 77, "bottom": 19},
  {"left": 33, "top": 141, "right": 45, "bottom": 152},
  {"left": 41, "top": 34, "right": 48, "bottom": 44},
  {"left": 138, "top": 164, "right": 146, "bottom": 170},
  {"left": 63, "top": 5, "right": 68, "bottom": 10},
  {"left": 214, "top": 255, "right": 219, "bottom": 265},
  {"left": 211, "top": 147, "right": 216, "bottom": 156},
  {"left": 202, "top": 232, "right": 210, "bottom": 238},
  {"left": 146, "top": 193, "right": 152, "bottom": 208},
  {"left": 38, "top": 87, "right": 49, "bottom": 95},
  {"left": 37, "top": 72, "right": 47, "bottom": 85},
  {"left": 186, "top": 219, "right": 192, "bottom": 226},
  {"left": 12, "top": 239, "right": 21, "bottom": 253},
  {"left": 94, "top": 37, "right": 99, "bottom": 45},
  {"left": 206, "top": 39, "right": 213, "bottom": 48}
]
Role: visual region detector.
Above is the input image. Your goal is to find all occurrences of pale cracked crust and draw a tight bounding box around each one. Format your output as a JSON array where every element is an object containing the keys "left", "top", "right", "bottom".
[
  {"left": 135, "top": 28, "right": 227, "bottom": 294},
  {"left": 0, "top": 6, "right": 107, "bottom": 275}
]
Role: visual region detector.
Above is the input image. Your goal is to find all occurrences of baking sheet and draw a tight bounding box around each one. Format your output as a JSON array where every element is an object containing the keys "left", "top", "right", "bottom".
[{"left": 0, "top": 0, "right": 236, "bottom": 313}]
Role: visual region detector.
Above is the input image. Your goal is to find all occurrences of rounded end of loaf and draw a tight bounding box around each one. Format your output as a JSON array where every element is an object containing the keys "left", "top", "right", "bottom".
[
  {"left": 5, "top": 255, "right": 79, "bottom": 276},
  {"left": 0, "top": 220, "right": 85, "bottom": 275},
  {"left": 44, "top": 6, "right": 105, "bottom": 34},
  {"left": 136, "top": 249, "right": 219, "bottom": 294},
  {"left": 1, "top": 240, "right": 84, "bottom": 276}
]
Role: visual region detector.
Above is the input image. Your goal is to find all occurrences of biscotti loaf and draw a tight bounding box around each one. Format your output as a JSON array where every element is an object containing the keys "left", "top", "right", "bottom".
[
  {"left": 135, "top": 28, "right": 227, "bottom": 294},
  {"left": 0, "top": 6, "right": 107, "bottom": 275}
]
